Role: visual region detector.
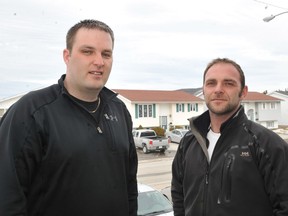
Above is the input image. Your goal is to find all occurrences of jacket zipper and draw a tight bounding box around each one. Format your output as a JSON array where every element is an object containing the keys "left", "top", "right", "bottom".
[
  {"left": 203, "top": 163, "right": 210, "bottom": 216},
  {"left": 224, "top": 155, "right": 233, "bottom": 202},
  {"left": 97, "top": 126, "right": 103, "bottom": 134},
  {"left": 218, "top": 154, "right": 234, "bottom": 204}
]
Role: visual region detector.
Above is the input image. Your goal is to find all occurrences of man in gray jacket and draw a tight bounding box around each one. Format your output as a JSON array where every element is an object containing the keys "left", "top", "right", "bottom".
[{"left": 172, "top": 57, "right": 288, "bottom": 216}]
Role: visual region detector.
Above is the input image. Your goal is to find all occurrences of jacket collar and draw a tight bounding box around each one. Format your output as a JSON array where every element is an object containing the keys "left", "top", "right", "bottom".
[
  {"left": 190, "top": 105, "right": 245, "bottom": 135},
  {"left": 58, "top": 74, "right": 118, "bottom": 104}
]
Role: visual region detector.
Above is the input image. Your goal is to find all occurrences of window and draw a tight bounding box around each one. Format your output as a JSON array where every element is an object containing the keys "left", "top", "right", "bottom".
[
  {"left": 139, "top": 105, "right": 143, "bottom": 117},
  {"left": 262, "top": 102, "right": 276, "bottom": 110},
  {"left": 149, "top": 105, "right": 152, "bottom": 117},
  {"left": 144, "top": 105, "right": 147, "bottom": 117},
  {"left": 267, "top": 121, "right": 274, "bottom": 128},
  {"left": 136, "top": 104, "right": 155, "bottom": 118},
  {"left": 188, "top": 103, "right": 198, "bottom": 112},
  {"left": 176, "top": 103, "right": 185, "bottom": 112}
]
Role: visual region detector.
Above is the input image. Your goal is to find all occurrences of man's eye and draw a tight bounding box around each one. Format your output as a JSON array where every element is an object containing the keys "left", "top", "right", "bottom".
[
  {"left": 102, "top": 52, "right": 112, "bottom": 58},
  {"left": 83, "top": 50, "right": 93, "bottom": 55},
  {"left": 225, "top": 82, "right": 234, "bottom": 86},
  {"left": 206, "top": 82, "right": 215, "bottom": 86}
]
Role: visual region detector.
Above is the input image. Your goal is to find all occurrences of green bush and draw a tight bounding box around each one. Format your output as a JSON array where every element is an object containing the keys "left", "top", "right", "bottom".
[
  {"left": 137, "top": 125, "right": 143, "bottom": 129},
  {"left": 169, "top": 125, "right": 183, "bottom": 131},
  {"left": 151, "top": 127, "right": 165, "bottom": 136}
]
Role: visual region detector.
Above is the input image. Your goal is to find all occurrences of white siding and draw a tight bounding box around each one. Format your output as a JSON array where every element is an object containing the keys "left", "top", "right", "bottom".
[{"left": 268, "top": 92, "right": 288, "bottom": 126}]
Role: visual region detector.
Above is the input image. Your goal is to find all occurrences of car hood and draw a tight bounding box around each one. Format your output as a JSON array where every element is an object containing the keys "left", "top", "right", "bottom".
[{"left": 160, "top": 212, "right": 174, "bottom": 216}]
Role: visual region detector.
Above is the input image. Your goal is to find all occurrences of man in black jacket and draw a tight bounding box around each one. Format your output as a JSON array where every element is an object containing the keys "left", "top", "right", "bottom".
[
  {"left": 171, "top": 58, "right": 288, "bottom": 216},
  {"left": 0, "top": 19, "right": 138, "bottom": 215}
]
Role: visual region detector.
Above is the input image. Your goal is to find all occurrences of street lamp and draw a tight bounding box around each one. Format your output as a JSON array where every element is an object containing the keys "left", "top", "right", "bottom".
[{"left": 263, "top": 11, "right": 288, "bottom": 22}]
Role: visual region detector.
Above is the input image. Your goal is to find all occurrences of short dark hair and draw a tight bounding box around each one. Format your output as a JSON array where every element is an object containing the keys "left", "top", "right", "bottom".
[
  {"left": 66, "top": 19, "right": 114, "bottom": 51},
  {"left": 203, "top": 58, "right": 246, "bottom": 90}
]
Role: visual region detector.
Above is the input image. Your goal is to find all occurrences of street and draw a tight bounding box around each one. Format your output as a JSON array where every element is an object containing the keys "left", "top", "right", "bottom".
[{"left": 137, "top": 143, "right": 178, "bottom": 190}]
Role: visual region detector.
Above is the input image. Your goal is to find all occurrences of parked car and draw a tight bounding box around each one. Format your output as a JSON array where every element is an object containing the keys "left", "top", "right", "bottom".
[
  {"left": 160, "top": 186, "right": 172, "bottom": 203},
  {"left": 133, "top": 129, "right": 170, "bottom": 153},
  {"left": 138, "top": 183, "right": 173, "bottom": 216},
  {"left": 165, "top": 129, "right": 189, "bottom": 143}
]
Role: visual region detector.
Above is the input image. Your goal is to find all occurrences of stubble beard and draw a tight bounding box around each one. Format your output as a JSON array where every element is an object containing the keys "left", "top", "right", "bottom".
[{"left": 206, "top": 101, "right": 239, "bottom": 116}]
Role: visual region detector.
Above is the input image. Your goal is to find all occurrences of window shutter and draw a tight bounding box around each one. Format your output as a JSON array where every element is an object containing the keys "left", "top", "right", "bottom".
[{"left": 135, "top": 104, "right": 138, "bottom": 119}]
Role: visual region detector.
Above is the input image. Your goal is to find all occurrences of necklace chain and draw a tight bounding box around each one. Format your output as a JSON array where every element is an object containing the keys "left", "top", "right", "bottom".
[{"left": 89, "top": 97, "right": 101, "bottom": 113}]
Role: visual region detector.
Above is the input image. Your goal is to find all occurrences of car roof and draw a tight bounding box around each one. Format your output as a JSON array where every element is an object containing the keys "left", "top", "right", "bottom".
[
  {"left": 138, "top": 183, "right": 155, "bottom": 193},
  {"left": 174, "top": 129, "right": 189, "bottom": 131},
  {"left": 133, "top": 129, "right": 154, "bottom": 132}
]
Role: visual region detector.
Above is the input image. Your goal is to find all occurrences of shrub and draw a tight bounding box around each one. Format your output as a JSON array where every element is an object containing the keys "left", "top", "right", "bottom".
[
  {"left": 137, "top": 125, "right": 143, "bottom": 129},
  {"left": 151, "top": 127, "right": 165, "bottom": 136}
]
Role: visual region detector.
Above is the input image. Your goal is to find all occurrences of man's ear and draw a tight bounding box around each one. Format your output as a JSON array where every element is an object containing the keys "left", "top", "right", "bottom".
[
  {"left": 240, "top": 86, "right": 248, "bottom": 99},
  {"left": 63, "top": 49, "right": 70, "bottom": 64}
]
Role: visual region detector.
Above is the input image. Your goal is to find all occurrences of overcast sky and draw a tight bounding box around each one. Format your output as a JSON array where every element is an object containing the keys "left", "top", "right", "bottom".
[{"left": 0, "top": 0, "right": 288, "bottom": 99}]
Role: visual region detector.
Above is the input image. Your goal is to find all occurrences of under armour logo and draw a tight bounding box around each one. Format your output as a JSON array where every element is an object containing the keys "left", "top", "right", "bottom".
[
  {"left": 240, "top": 151, "right": 250, "bottom": 157},
  {"left": 104, "top": 113, "right": 118, "bottom": 121}
]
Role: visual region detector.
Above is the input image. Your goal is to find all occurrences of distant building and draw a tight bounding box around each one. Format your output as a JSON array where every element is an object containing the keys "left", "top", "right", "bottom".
[
  {"left": 268, "top": 90, "right": 288, "bottom": 126},
  {"left": 0, "top": 88, "right": 283, "bottom": 130},
  {"left": 185, "top": 89, "right": 282, "bottom": 129},
  {"left": 0, "top": 94, "right": 23, "bottom": 118},
  {"left": 115, "top": 89, "right": 204, "bottom": 130}
]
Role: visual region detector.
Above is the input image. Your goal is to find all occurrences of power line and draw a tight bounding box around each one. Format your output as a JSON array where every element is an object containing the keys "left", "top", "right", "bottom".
[{"left": 253, "top": 0, "right": 288, "bottom": 10}]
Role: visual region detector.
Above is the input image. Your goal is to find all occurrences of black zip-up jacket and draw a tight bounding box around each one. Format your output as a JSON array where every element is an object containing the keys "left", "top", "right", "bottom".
[
  {"left": 0, "top": 75, "right": 138, "bottom": 216},
  {"left": 171, "top": 106, "right": 288, "bottom": 216}
]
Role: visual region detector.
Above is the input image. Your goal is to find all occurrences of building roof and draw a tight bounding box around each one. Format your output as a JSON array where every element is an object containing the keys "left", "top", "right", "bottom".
[
  {"left": 113, "top": 89, "right": 203, "bottom": 102},
  {"left": 179, "top": 87, "right": 202, "bottom": 95},
  {"left": 177, "top": 88, "right": 282, "bottom": 102},
  {"left": 243, "top": 91, "right": 282, "bottom": 101},
  {"left": 276, "top": 90, "right": 288, "bottom": 96}
]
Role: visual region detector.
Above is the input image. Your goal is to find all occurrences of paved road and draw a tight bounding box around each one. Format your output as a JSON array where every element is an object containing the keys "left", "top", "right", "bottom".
[
  {"left": 137, "top": 143, "right": 178, "bottom": 190},
  {"left": 136, "top": 144, "right": 178, "bottom": 161}
]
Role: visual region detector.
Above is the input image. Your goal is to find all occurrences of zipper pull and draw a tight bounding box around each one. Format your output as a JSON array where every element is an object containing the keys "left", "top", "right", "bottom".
[
  {"left": 97, "top": 126, "right": 103, "bottom": 134},
  {"left": 205, "top": 173, "right": 209, "bottom": 184}
]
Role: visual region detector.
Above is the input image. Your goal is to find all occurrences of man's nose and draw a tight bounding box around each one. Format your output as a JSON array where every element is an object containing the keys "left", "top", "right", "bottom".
[
  {"left": 93, "top": 54, "right": 104, "bottom": 66},
  {"left": 214, "top": 83, "right": 224, "bottom": 93}
]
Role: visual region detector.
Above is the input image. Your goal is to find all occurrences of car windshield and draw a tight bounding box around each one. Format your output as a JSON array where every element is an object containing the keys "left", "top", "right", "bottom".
[{"left": 138, "top": 190, "right": 173, "bottom": 216}]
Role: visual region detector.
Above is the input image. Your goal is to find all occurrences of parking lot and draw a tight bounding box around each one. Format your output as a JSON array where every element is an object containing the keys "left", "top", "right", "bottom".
[{"left": 136, "top": 142, "right": 178, "bottom": 161}]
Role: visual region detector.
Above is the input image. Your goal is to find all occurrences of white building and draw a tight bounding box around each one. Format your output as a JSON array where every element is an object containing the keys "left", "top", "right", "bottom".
[
  {"left": 115, "top": 89, "right": 205, "bottom": 130},
  {"left": 268, "top": 90, "right": 288, "bottom": 126},
  {"left": 0, "top": 89, "right": 283, "bottom": 130}
]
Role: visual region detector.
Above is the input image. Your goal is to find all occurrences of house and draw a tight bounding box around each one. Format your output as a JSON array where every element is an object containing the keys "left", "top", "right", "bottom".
[
  {"left": 1, "top": 88, "right": 282, "bottom": 130},
  {"left": 0, "top": 89, "right": 205, "bottom": 130},
  {"left": 242, "top": 92, "right": 282, "bottom": 129},
  {"left": 114, "top": 89, "right": 204, "bottom": 130},
  {"left": 184, "top": 89, "right": 282, "bottom": 129},
  {"left": 0, "top": 94, "right": 23, "bottom": 118},
  {"left": 268, "top": 90, "right": 288, "bottom": 126}
]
